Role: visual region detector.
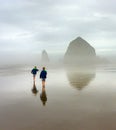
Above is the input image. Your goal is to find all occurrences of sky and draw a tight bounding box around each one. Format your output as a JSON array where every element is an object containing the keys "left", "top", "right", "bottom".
[{"left": 0, "top": 0, "right": 116, "bottom": 61}]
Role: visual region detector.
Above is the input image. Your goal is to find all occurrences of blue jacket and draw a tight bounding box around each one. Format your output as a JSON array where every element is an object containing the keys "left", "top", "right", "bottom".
[
  {"left": 40, "top": 70, "right": 47, "bottom": 79},
  {"left": 31, "top": 68, "right": 39, "bottom": 75}
]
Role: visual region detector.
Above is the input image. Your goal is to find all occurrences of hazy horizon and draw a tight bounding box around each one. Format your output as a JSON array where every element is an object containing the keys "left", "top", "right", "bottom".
[{"left": 0, "top": 51, "right": 116, "bottom": 67}]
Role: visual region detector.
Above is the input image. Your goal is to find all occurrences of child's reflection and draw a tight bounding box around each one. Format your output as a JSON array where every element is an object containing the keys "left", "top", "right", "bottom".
[
  {"left": 40, "top": 86, "right": 47, "bottom": 106},
  {"left": 31, "top": 81, "right": 38, "bottom": 95}
]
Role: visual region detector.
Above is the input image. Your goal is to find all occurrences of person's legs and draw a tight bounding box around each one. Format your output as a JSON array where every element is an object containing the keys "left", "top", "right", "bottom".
[
  {"left": 33, "top": 75, "right": 36, "bottom": 81},
  {"left": 42, "top": 79, "right": 45, "bottom": 87}
]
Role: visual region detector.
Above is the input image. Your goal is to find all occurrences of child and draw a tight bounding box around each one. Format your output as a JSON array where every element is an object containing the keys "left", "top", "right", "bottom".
[
  {"left": 31, "top": 66, "right": 39, "bottom": 82},
  {"left": 40, "top": 67, "right": 47, "bottom": 87}
]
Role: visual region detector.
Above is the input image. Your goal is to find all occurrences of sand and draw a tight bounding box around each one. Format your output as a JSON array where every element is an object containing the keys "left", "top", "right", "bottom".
[{"left": 0, "top": 65, "right": 116, "bottom": 130}]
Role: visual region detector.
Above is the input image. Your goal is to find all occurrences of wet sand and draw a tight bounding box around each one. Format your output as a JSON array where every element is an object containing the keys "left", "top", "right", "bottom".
[{"left": 0, "top": 65, "right": 116, "bottom": 130}]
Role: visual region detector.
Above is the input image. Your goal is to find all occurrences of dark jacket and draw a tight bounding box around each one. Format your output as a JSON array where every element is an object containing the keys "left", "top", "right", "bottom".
[
  {"left": 40, "top": 70, "right": 47, "bottom": 79},
  {"left": 31, "top": 68, "right": 39, "bottom": 75}
]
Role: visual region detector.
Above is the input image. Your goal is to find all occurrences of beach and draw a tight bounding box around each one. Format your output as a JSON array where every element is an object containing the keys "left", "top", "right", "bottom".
[{"left": 0, "top": 65, "right": 116, "bottom": 130}]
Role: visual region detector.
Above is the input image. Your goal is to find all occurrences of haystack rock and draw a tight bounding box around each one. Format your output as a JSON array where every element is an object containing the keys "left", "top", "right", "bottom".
[
  {"left": 41, "top": 50, "right": 50, "bottom": 63},
  {"left": 64, "top": 37, "right": 96, "bottom": 64}
]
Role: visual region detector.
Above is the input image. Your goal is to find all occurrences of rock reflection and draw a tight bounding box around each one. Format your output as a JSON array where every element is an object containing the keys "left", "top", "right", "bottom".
[
  {"left": 66, "top": 66, "right": 96, "bottom": 90},
  {"left": 40, "top": 86, "right": 47, "bottom": 106},
  {"left": 31, "top": 81, "right": 38, "bottom": 95}
]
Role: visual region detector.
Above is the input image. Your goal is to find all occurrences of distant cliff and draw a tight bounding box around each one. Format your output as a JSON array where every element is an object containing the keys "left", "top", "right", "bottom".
[
  {"left": 64, "top": 37, "right": 96, "bottom": 64},
  {"left": 41, "top": 50, "right": 49, "bottom": 63}
]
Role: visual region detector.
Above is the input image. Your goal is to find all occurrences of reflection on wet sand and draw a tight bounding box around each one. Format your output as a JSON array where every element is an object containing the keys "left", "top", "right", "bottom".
[
  {"left": 31, "top": 81, "right": 38, "bottom": 95},
  {"left": 40, "top": 86, "right": 47, "bottom": 106},
  {"left": 66, "top": 66, "right": 96, "bottom": 90}
]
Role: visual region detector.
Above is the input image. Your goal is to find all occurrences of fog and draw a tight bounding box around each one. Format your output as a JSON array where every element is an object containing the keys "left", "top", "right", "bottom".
[
  {"left": 0, "top": 52, "right": 39, "bottom": 66},
  {"left": 0, "top": 51, "right": 116, "bottom": 68}
]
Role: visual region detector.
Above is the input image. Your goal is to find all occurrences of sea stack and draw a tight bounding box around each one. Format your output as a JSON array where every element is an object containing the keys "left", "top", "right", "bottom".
[
  {"left": 64, "top": 37, "right": 96, "bottom": 65},
  {"left": 41, "top": 50, "right": 50, "bottom": 64}
]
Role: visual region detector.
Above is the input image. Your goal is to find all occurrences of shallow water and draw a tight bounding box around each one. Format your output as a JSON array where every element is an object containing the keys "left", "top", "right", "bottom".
[{"left": 0, "top": 65, "right": 116, "bottom": 130}]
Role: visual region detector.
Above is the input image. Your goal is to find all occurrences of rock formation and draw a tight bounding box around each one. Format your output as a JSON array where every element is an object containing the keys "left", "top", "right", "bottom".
[
  {"left": 41, "top": 50, "right": 49, "bottom": 63},
  {"left": 64, "top": 37, "right": 96, "bottom": 65}
]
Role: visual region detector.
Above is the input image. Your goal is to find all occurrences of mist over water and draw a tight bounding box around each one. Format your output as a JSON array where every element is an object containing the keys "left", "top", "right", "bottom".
[
  {"left": 0, "top": 51, "right": 116, "bottom": 67},
  {"left": 0, "top": 52, "right": 39, "bottom": 67}
]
